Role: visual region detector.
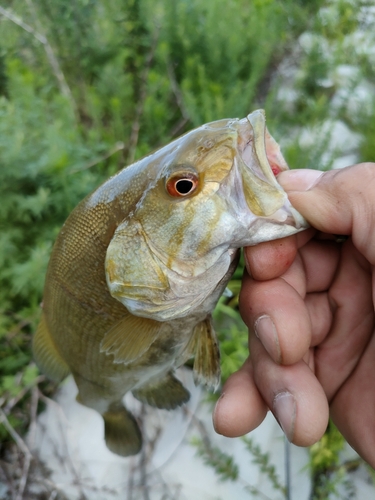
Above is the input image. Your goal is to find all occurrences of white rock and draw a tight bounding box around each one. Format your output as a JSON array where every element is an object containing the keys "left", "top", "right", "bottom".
[{"left": 30, "top": 372, "right": 312, "bottom": 499}]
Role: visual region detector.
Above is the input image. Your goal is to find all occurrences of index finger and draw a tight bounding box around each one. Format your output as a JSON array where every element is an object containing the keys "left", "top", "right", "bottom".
[
  {"left": 244, "top": 229, "right": 314, "bottom": 281},
  {"left": 278, "top": 163, "right": 375, "bottom": 264}
]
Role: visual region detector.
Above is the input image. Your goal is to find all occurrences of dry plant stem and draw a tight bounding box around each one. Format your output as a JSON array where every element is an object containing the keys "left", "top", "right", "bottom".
[
  {"left": 166, "top": 61, "right": 191, "bottom": 137},
  {"left": 15, "top": 386, "right": 39, "bottom": 500},
  {"left": 127, "top": 456, "right": 137, "bottom": 500},
  {"left": 70, "top": 142, "right": 125, "bottom": 173},
  {"left": 0, "top": 4, "right": 76, "bottom": 112},
  {"left": 126, "top": 28, "right": 160, "bottom": 165},
  {"left": 3, "top": 375, "right": 45, "bottom": 414},
  {"left": 6, "top": 319, "right": 31, "bottom": 342},
  {"left": 0, "top": 408, "right": 32, "bottom": 500},
  {"left": 186, "top": 408, "right": 276, "bottom": 500},
  {"left": 166, "top": 62, "right": 190, "bottom": 121},
  {"left": 37, "top": 390, "right": 88, "bottom": 499},
  {"left": 0, "top": 409, "right": 31, "bottom": 459},
  {"left": 138, "top": 405, "right": 151, "bottom": 500}
]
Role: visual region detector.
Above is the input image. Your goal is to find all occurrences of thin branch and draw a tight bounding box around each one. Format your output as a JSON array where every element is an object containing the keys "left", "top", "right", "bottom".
[
  {"left": 38, "top": 390, "right": 89, "bottom": 500},
  {"left": 0, "top": 6, "right": 46, "bottom": 43},
  {"left": 0, "top": 407, "right": 33, "bottom": 499},
  {"left": 127, "top": 456, "right": 136, "bottom": 500},
  {"left": 16, "top": 447, "right": 31, "bottom": 500},
  {"left": 4, "top": 375, "right": 45, "bottom": 414},
  {"left": 126, "top": 27, "right": 160, "bottom": 165},
  {"left": 166, "top": 61, "right": 190, "bottom": 121},
  {"left": 6, "top": 319, "right": 32, "bottom": 341},
  {"left": 168, "top": 116, "right": 189, "bottom": 139},
  {"left": 0, "top": 4, "right": 76, "bottom": 111},
  {"left": 138, "top": 405, "right": 151, "bottom": 500},
  {"left": 188, "top": 408, "right": 276, "bottom": 500},
  {"left": 70, "top": 141, "right": 125, "bottom": 173},
  {"left": 0, "top": 408, "right": 31, "bottom": 459},
  {"left": 166, "top": 61, "right": 191, "bottom": 138},
  {"left": 27, "top": 385, "right": 39, "bottom": 452}
]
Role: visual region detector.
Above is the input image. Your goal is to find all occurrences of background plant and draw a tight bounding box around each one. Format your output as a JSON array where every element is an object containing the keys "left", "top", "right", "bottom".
[{"left": 0, "top": 0, "right": 375, "bottom": 498}]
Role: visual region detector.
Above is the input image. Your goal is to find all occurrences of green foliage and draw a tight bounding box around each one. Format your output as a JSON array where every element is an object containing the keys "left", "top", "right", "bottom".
[
  {"left": 309, "top": 422, "right": 353, "bottom": 499},
  {"left": 310, "top": 422, "right": 345, "bottom": 472},
  {"left": 0, "top": 0, "right": 374, "bottom": 496},
  {"left": 192, "top": 434, "right": 287, "bottom": 498},
  {"left": 0, "top": 0, "right": 313, "bottom": 437},
  {"left": 243, "top": 437, "right": 286, "bottom": 495},
  {"left": 192, "top": 436, "right": 239, "bottom": 482}
]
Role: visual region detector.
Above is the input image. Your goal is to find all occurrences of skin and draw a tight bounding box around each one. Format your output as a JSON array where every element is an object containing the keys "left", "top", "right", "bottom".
[{"left": 213, "top": 162, "right": 375, "bottom": 468}]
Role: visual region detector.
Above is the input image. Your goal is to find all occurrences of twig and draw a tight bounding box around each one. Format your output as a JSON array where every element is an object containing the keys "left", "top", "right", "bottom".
[
  {"left": 0, "top": 459, "right": 16, "bottom": 499},
  {"left": 188, "top": 408, "right": 276, "bottom": 500},
  {"left": 28, "top": 385, "right": 39, "bottom": 452},
  {"left": 138, "top": 405, "right": 151, "bottom": 500},
  {"left": 70, "top": 141, "right": 125, "bottom": 173},
  {"left": 16, "top": 449, "right": 31, "bottom": 500},
  {"left": 6, "top": 319, "right": 31, "bottom": 341},
  {"left": 168, "top": 117, "right": 190, "bottom": 139},
  {"left": 285, "top": 437, "right": 291, "bottom": 500},
  {"left": 4, "top": 375, "right": 45, "bottom": 414},
  {"left": 127, "top": 456, "right": 136, "bottom": 500},
  {"left": 126, "top": 27, "right": 160, "bottom": 165},
  {"left": 0, "top": 408, "right": 31, "bottom": 459},
  {"left": 166, "top": 61, "right": 190, "bottom": 122},
  {"left": 0, "top": 407, "right": 33, "bottom": 500},
  {"left": 14, "top": 386, "right": 39, "bottom": 500},
  {"left": 0, "top": 4, "right": 76, "bottom": 111},
  {"left": 166, "top": 61, "right": 191, "bottom": 138}
]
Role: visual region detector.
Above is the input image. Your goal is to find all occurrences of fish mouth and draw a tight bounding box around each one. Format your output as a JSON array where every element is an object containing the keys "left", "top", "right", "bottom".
[{"left": 237, "top": 109, "right": 289, "bottom": 217}]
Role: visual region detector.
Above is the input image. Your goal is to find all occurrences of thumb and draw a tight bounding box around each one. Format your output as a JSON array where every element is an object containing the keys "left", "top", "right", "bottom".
[{"left": 277, "top": 163, "right": 375, "bottom": 262}]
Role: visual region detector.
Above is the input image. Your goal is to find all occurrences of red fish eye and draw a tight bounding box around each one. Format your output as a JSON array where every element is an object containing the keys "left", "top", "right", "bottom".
[{"left": 166, "top": 175, "right": 199, "bottom": 197}]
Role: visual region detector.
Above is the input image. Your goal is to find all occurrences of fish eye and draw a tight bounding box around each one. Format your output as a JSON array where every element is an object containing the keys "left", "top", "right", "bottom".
[{"left": 166, "top": 173, "right": 199, "bottom": 197}]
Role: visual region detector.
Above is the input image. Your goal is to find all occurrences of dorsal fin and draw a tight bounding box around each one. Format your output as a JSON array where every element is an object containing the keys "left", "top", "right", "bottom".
[{"left": 100, "top": 312, "right": 163, "bottom": 364}]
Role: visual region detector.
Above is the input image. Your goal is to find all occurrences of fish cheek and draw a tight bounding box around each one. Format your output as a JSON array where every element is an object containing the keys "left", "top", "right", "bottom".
[{"left": 105, "top": 218, "right": 169, "bottom": 304}]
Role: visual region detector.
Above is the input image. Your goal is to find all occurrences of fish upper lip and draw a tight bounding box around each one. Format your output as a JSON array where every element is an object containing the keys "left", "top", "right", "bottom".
[
  {"left": 222, "top": 110, "right": 308, "bottom": 234},
  {"left": 233, "top": 111, "right": 287, "bottom": 218},
  {"left": 238, "top": 110, "right": 277, "bottom": 185}
]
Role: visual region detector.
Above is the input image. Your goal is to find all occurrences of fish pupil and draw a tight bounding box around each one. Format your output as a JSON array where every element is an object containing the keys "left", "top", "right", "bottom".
[{"left": 175, "top": 179, "right": 194, "bottom": 195}]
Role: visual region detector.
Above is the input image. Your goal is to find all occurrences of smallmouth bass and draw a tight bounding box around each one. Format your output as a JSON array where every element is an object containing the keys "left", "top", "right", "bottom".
[{"left": 33, "top": 110, "right": 307, "bottom": 456}]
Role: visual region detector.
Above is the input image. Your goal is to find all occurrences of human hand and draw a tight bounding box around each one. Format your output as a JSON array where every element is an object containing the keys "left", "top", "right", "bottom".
[{"left": 213, "top": 163, "right": 375, "bottom": 468}]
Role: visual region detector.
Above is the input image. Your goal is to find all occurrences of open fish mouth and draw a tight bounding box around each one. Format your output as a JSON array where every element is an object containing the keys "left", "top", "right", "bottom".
[{"left": 236, "top": 110, "right": 290, "bottom": 218}]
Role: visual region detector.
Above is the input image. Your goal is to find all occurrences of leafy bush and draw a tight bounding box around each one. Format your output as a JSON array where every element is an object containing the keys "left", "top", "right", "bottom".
[{"left": 0, "top": 0, "right": 375, "bottom": 498}]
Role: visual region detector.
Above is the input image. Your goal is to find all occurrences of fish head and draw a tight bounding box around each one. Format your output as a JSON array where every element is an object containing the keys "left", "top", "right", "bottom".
[{"left": 105, "top": 110, "right": 308, "bottom": 320}]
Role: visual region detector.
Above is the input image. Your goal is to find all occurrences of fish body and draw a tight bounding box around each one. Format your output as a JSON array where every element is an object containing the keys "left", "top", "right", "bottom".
[{"left": 33, "top": 110, "right": 307, "bottom": 456}]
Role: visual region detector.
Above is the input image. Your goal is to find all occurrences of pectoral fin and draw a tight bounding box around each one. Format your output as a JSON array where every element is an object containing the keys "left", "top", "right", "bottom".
[
  {"left": 32, "top": 312, "right": 70, "bottom": 382},
  {"left": 100, "top": 313, "right": 163, "bottom": 364},
  {"left": 132, "top": 372, "right": 190, "bottom": 409},
  {"left": 191, "top": 317, "right": 221, "bottom": 391}
]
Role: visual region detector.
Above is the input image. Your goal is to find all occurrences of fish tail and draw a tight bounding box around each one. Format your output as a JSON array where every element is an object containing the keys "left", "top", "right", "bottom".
[{"left": 103, "top": 404, "right": 142, "bottom": 457}]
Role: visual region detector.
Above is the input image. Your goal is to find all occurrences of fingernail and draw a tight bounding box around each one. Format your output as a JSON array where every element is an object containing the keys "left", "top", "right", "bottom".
[
  {"left": 254, "top": 315, "right": 281, "bottom": 363},
  {"left": 273, "top": 391, "right": 296, "bottom": 442},
  {"left": 212, "top": 393, "right": 225, "bottom": 434},
  {"left": 243, "top": 249, "right": 252, "bottom": 276},
  {"left": 278, "top": 169, "right": 324, "bottom": 192}
]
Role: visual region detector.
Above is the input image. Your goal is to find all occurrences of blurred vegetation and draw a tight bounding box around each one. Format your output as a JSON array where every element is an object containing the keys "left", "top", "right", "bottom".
[{"left": 0, "top": 0, "right": 375, "bottom": 497}]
